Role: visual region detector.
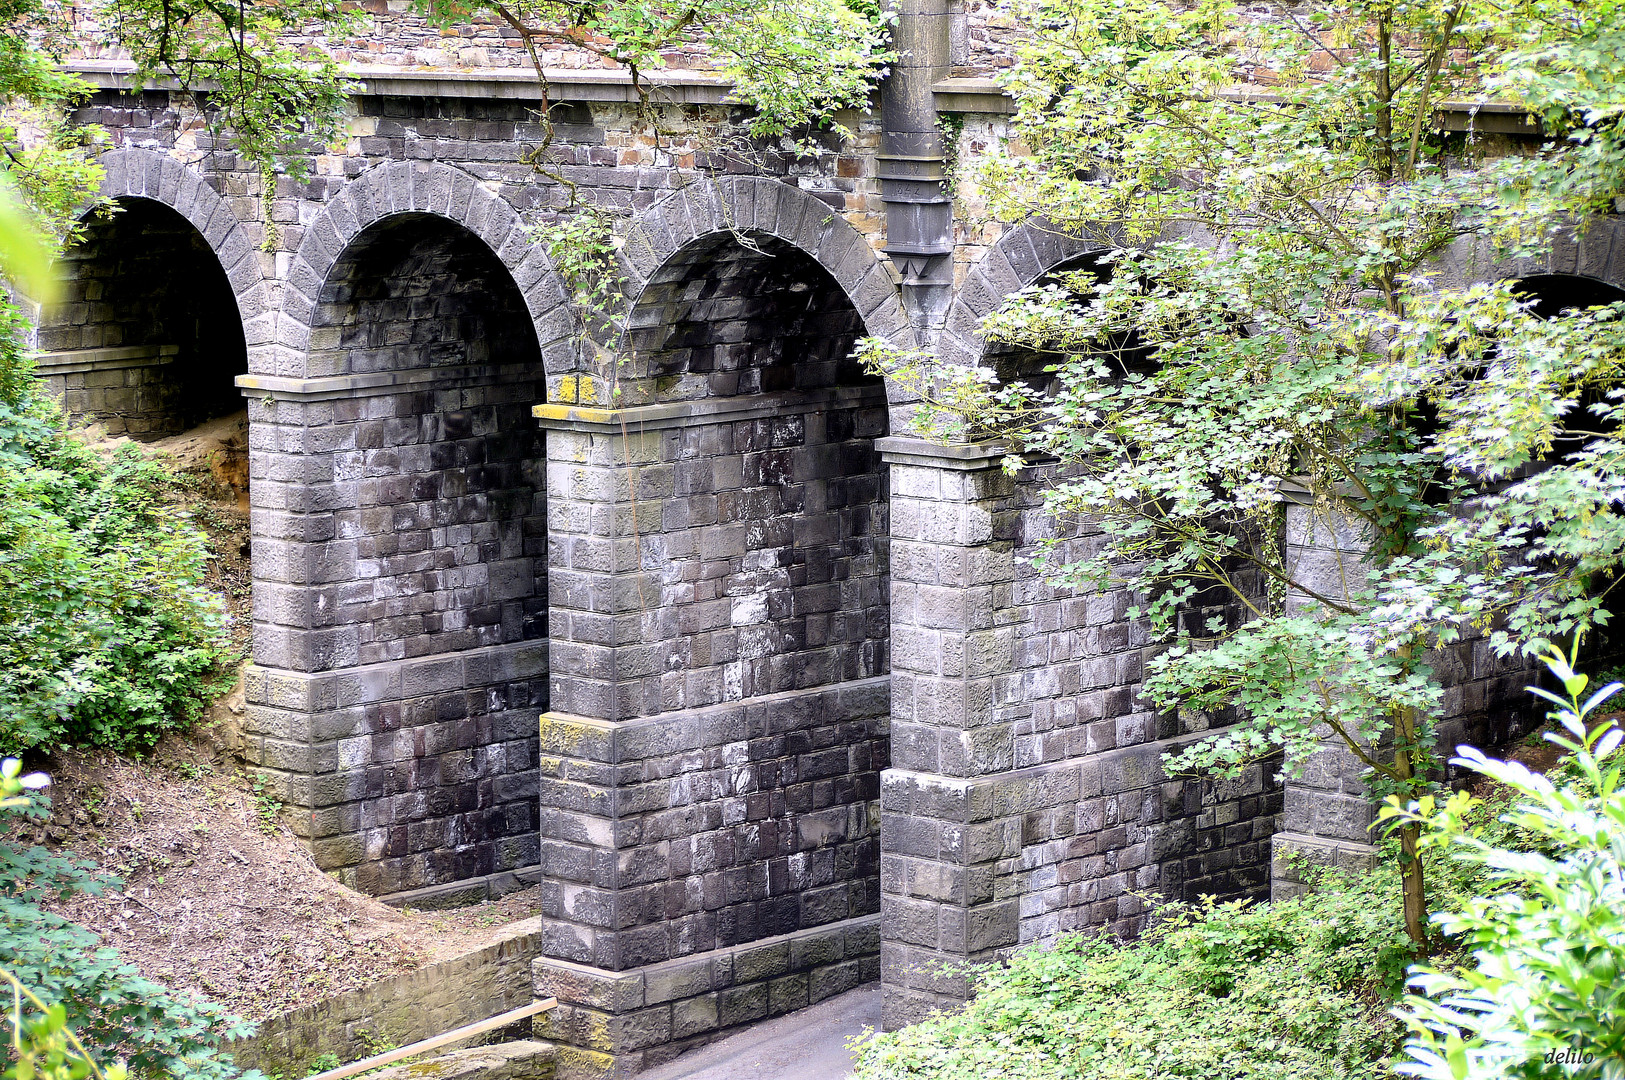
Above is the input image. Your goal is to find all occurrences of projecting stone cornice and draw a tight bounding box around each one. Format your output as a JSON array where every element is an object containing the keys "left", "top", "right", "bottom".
[{"left": 59, "top": 58, "right": 734, "bottom": 105}]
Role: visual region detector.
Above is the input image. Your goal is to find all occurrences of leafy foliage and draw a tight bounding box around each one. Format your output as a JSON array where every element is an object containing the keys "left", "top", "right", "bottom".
[
  {"left": 0, "top": 760, "right": 259, "bottom": 1080},
  {"left": 1388, "top": 649, "right": 1625, "bottom": 1079},
  {"left": 412, "top": 0, "right": 891, "bottom": 143},
  {"left": 94, "top": 0, "right": 360, "bottom": 175},
  {"left": 848, "top": 858, "right": 1477, "bottom": 1080},
  {"left": 861, "top": 0, "right": 1625, "bottom": 943},
  {"left": 3, "top": 974, "right": 131, "bottom": 1080},
  {"left": 0, "top": 319, "right": 232, "bottom": 755},
  {"left": 853, "top": 655, "right": 1625, "bottom": 1080}
]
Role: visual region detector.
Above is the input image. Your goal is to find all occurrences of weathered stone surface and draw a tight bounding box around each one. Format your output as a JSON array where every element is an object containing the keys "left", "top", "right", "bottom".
[
  {"left": 367, "top": 1041, "right": 556, "bottom": 1080},
  {"left": 231, "top": 918, "right": 548, "bottom": 1078},
  {"left": 42, "top": 86, "right": 1565, "bottom": 1071},
  {"left": 533, "top": 915, "right": 879, "bottom": 1076}
]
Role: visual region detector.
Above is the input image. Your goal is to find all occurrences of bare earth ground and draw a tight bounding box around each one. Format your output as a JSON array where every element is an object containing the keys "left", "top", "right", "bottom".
[
  {"left": 26, "top": 726, "right": 545, "bottom": 1022},
  {"left": 14, "top": 414, "right": 545, "bottom": 1023}
]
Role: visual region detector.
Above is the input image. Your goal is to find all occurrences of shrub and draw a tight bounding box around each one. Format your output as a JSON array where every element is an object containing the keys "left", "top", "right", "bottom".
[
  {"left": 851, "top": 869, "right": 1421, "bottom": 1080},
  {"left": 851, "top": 788, "right": 1531, "bottom": 1080},
  {"left": 1389, "top": 650, "right": 1625, "bottom": 1079},
  {"left": 0, "top": 304, "right": 232, "bottom": 754},
  {"left": 0, "top": 758, "right": 260, "bottom": 1079}
]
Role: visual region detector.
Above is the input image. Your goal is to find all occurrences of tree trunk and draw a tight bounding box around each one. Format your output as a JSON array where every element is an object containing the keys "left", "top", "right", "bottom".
[
  {"left": 1392, "top": 700, "right": 1430, "bottom": 951},
  {"left": 1399, "top": 820, "right": 1429, "bottom": 950}
]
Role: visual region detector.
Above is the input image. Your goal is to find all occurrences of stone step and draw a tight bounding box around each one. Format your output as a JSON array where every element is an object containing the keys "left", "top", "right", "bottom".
[{"left": 366, "top": 1039, "right": 555, "bottom": 1080}]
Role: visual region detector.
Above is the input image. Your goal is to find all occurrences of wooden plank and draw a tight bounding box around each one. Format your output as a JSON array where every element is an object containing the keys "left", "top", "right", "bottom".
[{"left": 304, "top": 998, "right": 557, "bottom": 1080}]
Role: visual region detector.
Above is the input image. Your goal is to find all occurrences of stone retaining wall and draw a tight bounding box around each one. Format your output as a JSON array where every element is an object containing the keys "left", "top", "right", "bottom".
[{"left": 230, "top": 918, "right": 547, "bottom": 1078}]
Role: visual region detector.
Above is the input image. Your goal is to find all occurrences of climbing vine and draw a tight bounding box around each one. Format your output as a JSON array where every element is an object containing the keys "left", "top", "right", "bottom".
[
  {"left": 537, "top": 204, "right": 632, "bottom": 399},
  {"left": 937, "top": 111, "right": 966, "bottom": 204}
]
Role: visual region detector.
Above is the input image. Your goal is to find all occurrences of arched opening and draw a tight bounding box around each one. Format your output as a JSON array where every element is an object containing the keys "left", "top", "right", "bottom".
[
  {"left": 1507, "top": 274, "right": 1625, "bottom": 694},
  {"left": 310, "top": 211, "right": 548, "bottom": 664},
  {"left": 540, "top": 228, "right": 890, "bottom": 962},
  {"left": 624, "top": 231, "right": 876, "bottom": 405},
  {"left": 981, "top": 252, "right": 1155, "bottom": 396},
  {"left": 295, "top": 211, "right": 548, "bottom": 893},
  {"left": 976, "top": 253, "right": 1280, "bottom": 923},
  {"left": 1510, "top": 274, "right": 1625, "bottom": 460},
  {"left": 621, "top": 231, "right": 890, "bottom": 701},
  {"left": 1512, "top": 273, "right": 1625, "bottom": 318},
  {"left": 37, "top": 197, "right": 248, "bottom": 437},
  {"left": 34, "top": 196, "right": 255, "bottom": 651}
]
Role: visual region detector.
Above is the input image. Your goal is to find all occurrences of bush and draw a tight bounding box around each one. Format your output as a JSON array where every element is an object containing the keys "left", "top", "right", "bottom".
[
  {"left": 1389, "top": 649, "right": 1625, "bottom": 1079},
  {"left": 0, "top": 303, "right": 231, "bottom": 754},
  {"left": 0, "top": 758, "right": 260, "bottom": 1079},
  {"left": 852, "top": 871, "right": 1419, "bottom": 1080},
  {"left": 851, "top": 799, "right": 1526, "bottom": 1080}
]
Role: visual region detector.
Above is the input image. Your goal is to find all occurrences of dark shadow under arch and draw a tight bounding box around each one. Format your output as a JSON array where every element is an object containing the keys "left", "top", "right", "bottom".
[
  {"left": 623, "top": 230, "right": 877, "bottom": 405},
  {"left": 305, "top": 212, "right": 549, "bottom": 665},
  {"left": 615, "top": 230, "right": 890, "bottom": 698},
  {"left": 313, "top": 212, "right": 543, "bottom": 378},
  {"left": 39, "top": 197, "right": 248, "bottom": 437},
  {"left": 980, "top": 251, "right": 1157, "bottom": 394}
]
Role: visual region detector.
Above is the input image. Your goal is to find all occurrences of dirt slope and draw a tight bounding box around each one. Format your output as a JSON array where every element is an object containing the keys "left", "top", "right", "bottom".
[
  {"left": 22, "top": 414, "right": 544, "bottom": 1023},
  {"left": 31, "top": 724, "right": 543, "bottom": 1021}
]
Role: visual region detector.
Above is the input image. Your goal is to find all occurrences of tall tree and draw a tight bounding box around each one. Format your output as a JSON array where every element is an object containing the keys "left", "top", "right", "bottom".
[{"left": 863, "top": 0, "right": 1625, "bottom": 947}]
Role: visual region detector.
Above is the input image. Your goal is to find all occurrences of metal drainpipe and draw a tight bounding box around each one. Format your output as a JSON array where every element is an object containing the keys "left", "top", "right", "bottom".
[{"left": 879, "top": 0, "right": 954, "bottom": 330}]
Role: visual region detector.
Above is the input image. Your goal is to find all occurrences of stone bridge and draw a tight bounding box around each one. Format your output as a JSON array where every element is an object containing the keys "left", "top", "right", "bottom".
[{"left": 30, "top": 38, "right": 1624, "bottom": 1078}]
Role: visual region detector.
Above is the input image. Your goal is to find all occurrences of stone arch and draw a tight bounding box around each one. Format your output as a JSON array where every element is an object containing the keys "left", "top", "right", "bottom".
[
  {"left": 32, "top": 149, "right": 267, "bottom": 438},
  {"left": 1525, "top": 218, "right": 1625, "bottom": 290},
  {"left": 939, "top": 220, "right": 1117, "bottom": 368},
  {"left": 531, "top": 175, "right": 894, "bottom": 979},
  {"left": 241, "top": 164, "right": 558, "bottom": 898},
  {"left": 602, "top": 176, "right": 914, "bottom": 420},
  {"left": 1440, "top": 215, "right": 1625, "bottom": 298},
  {"left": 280, "top": 160, "right": 574, "bottom": 378},
  {"left": 89, "top": 148, "right": 274, "bottom": 347}
]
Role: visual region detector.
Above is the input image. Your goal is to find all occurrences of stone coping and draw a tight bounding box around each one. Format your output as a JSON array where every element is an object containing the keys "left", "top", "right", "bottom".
[
  {"left": 236, "top": 359, "right": 541, "bottom": 402},
  {"left": 880, "top": 724, "right": 1226, "bottom": 811},
  {"left": 64, "top": 59, "right": 731, "bottom": 105},
  {"left": 33, "top": 344, "right": 177, "bottom": 375},
  {"left": 379, "top": 865, "right": 547, "bottom": 910},
  {"left": 533, "top": 383, "right": 887, "bottom": 433},
  {"left": 245, "top": 638, "right": 549, "bottom": 713},
  {"left": 62, "top": 60, "right": 1536, "bottom": 134},
  {"left": 874, "top": 434, "right": 1010, "bottom": 469},
  {"left": 538, "top": 675, "right": 890, "bottom": 761}
]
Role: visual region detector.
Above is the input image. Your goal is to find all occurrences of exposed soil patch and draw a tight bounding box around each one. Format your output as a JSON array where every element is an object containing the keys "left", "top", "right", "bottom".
[
  {"left": 24, "top": 723, "right": 544, "bottom": 1022},
  {"left": 17, "top": 414, "right": 548, "bottom": 1025},
  {"left": 1463, "top": 711, "right": 1625, "bottom": 800}
]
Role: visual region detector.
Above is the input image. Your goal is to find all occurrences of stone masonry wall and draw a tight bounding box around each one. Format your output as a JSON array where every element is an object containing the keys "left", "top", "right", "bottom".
[
  {"left": 532, "top": 681, "right": 888, "bottom": 971},
  {"left": 1271, "top": 491, "right": 1542, "bottom": 897},
  {"left": 69, "top": 88, "right": 887, "bottom": 272},
  {"left": 45, "top": 92, "right": 904, "bottom": 920},
  {"left": 36, "top": 195, "right": 247, "bottom": 436},
  {"left": 876, "top": 440, "right": 1281, "bottom": 1026},
  {"left": 44, "top": 56, "right": 1578, "bottom": 1079},
  {"left": 232, "top": 917, "right": 548, "bottom": 1078},
  {"left": 297, "top": 213, "right": 549, "bottom": 665},
  {"left": 534, "top": 913, "right": 880, "bottom": 1077},
  {"left": 536, "top": 310, "right": 892, "bottom": 968}
]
